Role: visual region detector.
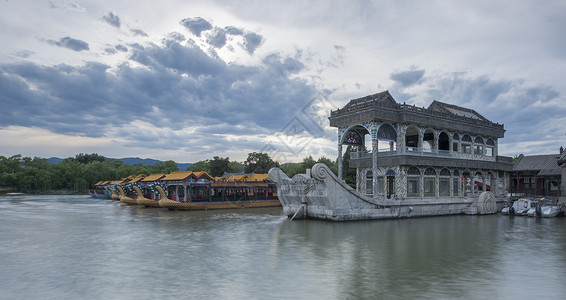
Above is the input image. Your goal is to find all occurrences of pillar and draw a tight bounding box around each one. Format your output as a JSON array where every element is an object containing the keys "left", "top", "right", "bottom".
[
  {"left": 372, "top": 139, "right": 378, "bottom": 197},
  {"left": 338, "top": 143, "right": 343, "bottom": 179}
]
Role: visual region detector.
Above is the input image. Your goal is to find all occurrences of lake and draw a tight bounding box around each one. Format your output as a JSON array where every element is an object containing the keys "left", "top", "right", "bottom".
[{"left": 1, "top": 195, "right": 565, "bottom": 299}]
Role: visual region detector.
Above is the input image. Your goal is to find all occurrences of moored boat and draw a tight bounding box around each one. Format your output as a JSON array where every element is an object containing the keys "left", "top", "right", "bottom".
[
  {"left": 116, "top": 185, "right": 138, "bottom": 205},
  {"left": 541, "top": 202, "right": 563, "bottom": 217}
]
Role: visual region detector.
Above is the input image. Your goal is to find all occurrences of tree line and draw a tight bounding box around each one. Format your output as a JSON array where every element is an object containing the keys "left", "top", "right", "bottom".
[{"left": 0, "top": 152, "right": 346, "bottom": 194}]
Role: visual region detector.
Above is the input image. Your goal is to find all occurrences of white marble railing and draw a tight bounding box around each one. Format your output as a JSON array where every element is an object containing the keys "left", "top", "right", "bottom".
[{"left": 350, "top": 147, "right": 497, "bottom": 161}]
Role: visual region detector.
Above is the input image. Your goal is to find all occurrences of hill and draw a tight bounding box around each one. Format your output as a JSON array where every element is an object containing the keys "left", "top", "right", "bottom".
[{"left": 47, "top": 157, "right": 191, "bottom": 171}]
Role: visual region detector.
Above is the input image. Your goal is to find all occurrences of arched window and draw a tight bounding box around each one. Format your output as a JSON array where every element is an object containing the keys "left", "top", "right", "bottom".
[
  {"left": 452, "top": 133, "right": 460, "bottom": 152},
  {"left": 424, "top": 168, "right": 436, "bottom": 197},
  {"left": 439, "top": 132, "right": 449, "bottom": 151},
  {"left": 474, "top": 137, "right": 484, "bottom": 155},
  {"left": 453, "top": 169, "right": 460, "bottom": 197},
  {"left": 405, "top": 126, "right": 419, "bottom": 150},
  {"left": 407, "top": 167, "right": 420, "bottom": 197},
  {"left": 439, "top": 168, "right": 450, "bottom": 196},
  {"left": 486, "top": 139, "right": 495, "bottom": 157},
  {"left": 461, "top": 134, "right": 472, "bottom": 154},
  {"left": 423, "top": 129, "right": 434, "bottom": 152}
]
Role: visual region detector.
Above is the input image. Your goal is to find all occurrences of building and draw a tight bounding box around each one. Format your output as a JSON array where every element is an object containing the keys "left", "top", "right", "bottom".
[
  {"left": 330, "top": 90, "right": 513, "bottom": 200},
  {"left": 268, "top": 90, "right": 513, "bottom": 221},
  {"left": 510, "top": 148, "right": 563, "bottom": 200}
]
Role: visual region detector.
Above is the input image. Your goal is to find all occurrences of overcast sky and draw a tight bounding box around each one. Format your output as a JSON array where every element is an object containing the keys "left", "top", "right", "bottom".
[{"left": 1, "top": 0, "right": 565, "bottom": 164}]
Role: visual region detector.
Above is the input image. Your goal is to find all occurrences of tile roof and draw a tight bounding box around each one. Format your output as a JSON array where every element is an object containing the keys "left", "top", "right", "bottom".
[
  {"left": 513, "top": 154, "right": 561, "bottom": 175},
  {"left": 247, "top": 173, "right": 269, "bottom": 181},
  {"left": 141, "top": 173, "right": 166, "bottom": 182},
  {"left": 162, "top": 171, "right": 196, "bottom": 181}
]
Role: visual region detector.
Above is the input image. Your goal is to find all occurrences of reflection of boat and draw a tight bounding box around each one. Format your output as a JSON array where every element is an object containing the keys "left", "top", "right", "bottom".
[{"left": 541, "top": 202, "right": 563, "bottom": 217}]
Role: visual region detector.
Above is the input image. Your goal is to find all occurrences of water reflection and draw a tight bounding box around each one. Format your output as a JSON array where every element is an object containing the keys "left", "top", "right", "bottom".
[{"left": 1, "top": 196, "right": 565, "bottom": 299}]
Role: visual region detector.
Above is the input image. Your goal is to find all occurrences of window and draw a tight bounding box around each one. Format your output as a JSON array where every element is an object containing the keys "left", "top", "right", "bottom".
[
  {"left": 474, "top": 145, "right": 483, "bottom": 155},
  {"left": 462, "top": 144, "right": 471, "bottom": 154},
  {"left": 485, "top": 147, "right": 493, "bottom": 156},
  {"left": 377, "top": 176, "right": 384, "bottom": 194},
  {"left": 407, "top": 177, "right": 420, "bottom": 197},
  {"left": 407, "top": 167, "right": 420, "bottom": 197},
  {"left": 365, "top": 170, "right": 373, "bottom": 195},
  {"left": 424, "top": 177, "right": 435, "bottom": 197},
  {"left": 439, "top": 179, "right": 450, "bottom": 196},
  {"left": 453, "top": 178, "right": 459, "bottom": 196},
  {"left": 453, "top": 142, "right": 459, "bottom": 152}
]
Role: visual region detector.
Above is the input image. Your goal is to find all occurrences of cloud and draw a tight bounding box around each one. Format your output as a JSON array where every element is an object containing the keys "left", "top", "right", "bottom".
[
  {"left": 243, "top": 32, "right": 263, "bottom": 54},
  {"left": 389, "top": 70, "right": 565, "bottom": 156},
  {"left": 225, "top": 26, "right": 244, "bottom": 36},
  {"left": 180, "top": 17, "right": 212, "bottom": 37},
  {"left": 130, "top": 28, "right": 148, "bottom": 37},
  {"left": 115, "top": 44, "right": 128, "bottom": 52},
  {"left": 0, "top": 36, "right": 317, "bottom": 144},
  {"left": 46, "top": 36, "right": 89, "bottom": 51},
  {"left": 206, "top": 27, "right": 227, "bottom": 48},
  {"left": 390, "top": 67, "right": 425, "bottom": 87},
  {"left": 102, "top": 12, "right": 120, "bottom": 28}
]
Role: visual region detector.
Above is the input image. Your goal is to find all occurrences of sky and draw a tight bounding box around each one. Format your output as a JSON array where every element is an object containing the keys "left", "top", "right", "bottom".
[{"left": 1, "top": 0, "right": 565, "bottom": 164}]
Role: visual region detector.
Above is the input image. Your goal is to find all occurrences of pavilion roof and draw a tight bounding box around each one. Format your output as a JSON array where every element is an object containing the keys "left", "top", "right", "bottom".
[
  {"left": 162, "top": 171, "right": 197, "bottom": 181},
  {"left": 247, "top": 173, "right": 269, "bottom": 182},
  {"left": 141, "top": 173, "right": 166, "bottom": 182},
  {"left": 427, "top": 100, "right": 489, "bottom": 122},
  {"left": 228, "top": 174, "right": 249, "bottom": 181}
]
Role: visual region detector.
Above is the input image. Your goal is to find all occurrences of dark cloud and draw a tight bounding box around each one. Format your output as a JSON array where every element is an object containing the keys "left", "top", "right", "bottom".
[
  {"left": 167, "top": 32, "right": 186, "bottom": 42},
  {"left": 130, "top": 28, "right": 148, "bottom": 37},
  {"left": 102, "top": 12, "right": 120, "bottom": 28},
  {"left": 0, "top": 39, "right": 317, "bottom": 143},
  {"left": 390, "top": 68, "right": 425, "bottom": 87},
  {"left": 225, "top": 26, "right": 244, "bottom": 36},
  {"left": 47, "top": 36, "right": 89, "bottom": 51},
  {"left": 206, "top": 27, "right": 227, "bottom": 48},
  {"left": 115, "top": 44, "right": 128, "bottom": 52},
  {"left": 243, "top": 32, "right": 263, "bottom": 54},
  {"left": 180, "top": 17, "right": 212, "bottom": 37},
  {"left": 392, "top": 72, "right": 565, "bottom": 154}
]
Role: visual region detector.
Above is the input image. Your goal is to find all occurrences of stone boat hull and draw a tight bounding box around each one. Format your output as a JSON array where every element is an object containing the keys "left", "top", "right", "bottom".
[{"left": 268, "top": 163, "right": 502, "bottom": 221}]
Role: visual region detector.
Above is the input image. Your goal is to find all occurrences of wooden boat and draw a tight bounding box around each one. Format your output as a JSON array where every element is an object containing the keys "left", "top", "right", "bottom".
[
  {"left": 155, "top": 185, "right": 280, "bottom": 210},
  {"left": 116, "top": 186, "right": 138, "bottom": 205},
  {"left": 132, "top": 186, "right": 160, "bottom": 207},
  {"left": 109, "top": 187, "right": 120, "bottom": 200}
]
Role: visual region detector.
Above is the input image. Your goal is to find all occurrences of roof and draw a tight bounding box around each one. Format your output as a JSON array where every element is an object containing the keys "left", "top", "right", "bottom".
[
  {"left": 341, "top": 90, "right": 398, "bottom": 111},
  {"left": 162, "top": 171, "right": 197, "bottom": 181},
  {"left": 228, "top": 174, "right": 249, "bottom": 181},
  {"left": 130, "top": 174, "right": 147, "bottom": 183},
  {"left": 141, "top": 173, "right": 166, "bottom": 182},
  {"left": 247, "top": 173, "right": 269, "bottom": 181},
  {"left": 427, "top": 101, "right": 488, "bottom": 121},
  {"left": 513, "top": 154, "right": 561, "bottom": 175},
  {"left": 559, "top": 151, "right": 566, "bottom": 166}
]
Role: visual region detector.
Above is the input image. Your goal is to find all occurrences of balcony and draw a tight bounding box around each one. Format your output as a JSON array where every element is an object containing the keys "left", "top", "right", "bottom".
[{"left": 350, "top": 147, "right": 455, "bottom": 160}]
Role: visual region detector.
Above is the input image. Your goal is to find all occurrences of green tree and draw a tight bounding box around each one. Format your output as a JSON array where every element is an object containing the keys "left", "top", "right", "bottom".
[
  {"left": 244, "top": 152, "right": 280, "bottom": 174},
  {"left": 209, "top": 156, "right": 230, "bottom": 177},
  {"left": 188, "top": 159, "right": 210, "bottom": 172},
  {"left": 342, "top": 146, "right": 356, "bottom": 188}
]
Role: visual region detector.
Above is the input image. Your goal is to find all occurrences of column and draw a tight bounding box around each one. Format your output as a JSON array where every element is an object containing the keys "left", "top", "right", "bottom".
[
  {"left": 338, "top": 143, "right": 343, "bottom": 180},
  {"left": 372, "top": 139, "right": 378, "bottom": 197}
]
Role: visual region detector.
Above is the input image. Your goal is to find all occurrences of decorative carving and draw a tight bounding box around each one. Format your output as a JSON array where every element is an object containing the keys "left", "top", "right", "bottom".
[{"left": 477, "top": 191, "right": 497, "bottom": 214}]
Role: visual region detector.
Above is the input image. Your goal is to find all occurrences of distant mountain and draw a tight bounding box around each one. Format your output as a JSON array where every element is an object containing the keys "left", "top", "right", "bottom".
[{"left": 46, "top": 156, "right": 191, "bottom": 171}]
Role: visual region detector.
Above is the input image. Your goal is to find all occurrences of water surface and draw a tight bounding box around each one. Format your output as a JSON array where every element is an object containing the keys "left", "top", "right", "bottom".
[{"left": 1, "top": 195, "right": 565, "bottom": 299}]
